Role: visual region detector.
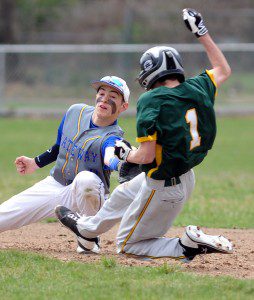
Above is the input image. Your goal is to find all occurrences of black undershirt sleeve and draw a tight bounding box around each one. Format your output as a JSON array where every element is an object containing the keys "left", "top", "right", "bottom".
[{"left": 34, "top": 144, "right": 60, "bottom": 168}]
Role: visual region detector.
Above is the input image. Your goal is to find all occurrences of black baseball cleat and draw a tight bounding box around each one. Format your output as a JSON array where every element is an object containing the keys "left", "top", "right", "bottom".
[
  {"left": 179, "top": 225, "right": 233, "bottom": 262},
  {"left": 55, "top": 205, "right": 99, "bottom": 252},
  {"left": 55, "top": 205, "right": 82, "bottom": 237}
]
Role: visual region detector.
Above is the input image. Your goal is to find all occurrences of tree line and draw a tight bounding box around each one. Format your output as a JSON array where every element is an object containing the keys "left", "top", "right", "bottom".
[{"left": 1, "top": 0, "right": 254, "bottom": 44}]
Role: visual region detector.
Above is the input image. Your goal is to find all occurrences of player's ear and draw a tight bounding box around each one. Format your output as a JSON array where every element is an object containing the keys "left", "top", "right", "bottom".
[{"left": 120, "top": 102, "right": 128, "bottom": 113}]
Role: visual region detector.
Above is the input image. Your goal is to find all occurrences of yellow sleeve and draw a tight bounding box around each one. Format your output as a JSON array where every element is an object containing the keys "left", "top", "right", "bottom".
[
  {"left": 136, "top": 132, "right": 157, "bottom": 143},
  {"left": 206, "top": 69, "right": 218, "bottom": 96}
]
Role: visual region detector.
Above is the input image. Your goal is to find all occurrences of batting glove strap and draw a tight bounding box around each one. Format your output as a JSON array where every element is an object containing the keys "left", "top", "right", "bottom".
[
  {"left": 114, "top": 140, "right": 132, "bottom": 162},
  {"left": 183, "top": 8, "right": 208, "bottom": 38}
]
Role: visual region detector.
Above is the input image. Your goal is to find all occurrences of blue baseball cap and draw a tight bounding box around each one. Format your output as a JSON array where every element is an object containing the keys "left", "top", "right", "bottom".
[{"left": 92, "top": 76, "right": 130, "bottom": 103}]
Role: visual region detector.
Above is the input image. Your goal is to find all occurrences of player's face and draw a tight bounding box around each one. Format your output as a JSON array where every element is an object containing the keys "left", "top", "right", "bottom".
[{"left": 95, "top": 85, "right": 128, "bottom": 119}]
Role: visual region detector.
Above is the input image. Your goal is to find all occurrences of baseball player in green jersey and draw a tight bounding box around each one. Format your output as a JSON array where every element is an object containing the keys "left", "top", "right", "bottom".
[{"left": 55, "top": 8, "right": 233, "bottom": 261}]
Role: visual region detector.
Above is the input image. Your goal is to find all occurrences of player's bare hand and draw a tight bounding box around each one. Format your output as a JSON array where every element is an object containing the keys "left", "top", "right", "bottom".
[
  {"left": 183, "top": 8, "right": 208, "bottom": 38},
  {"left": 14, "top": 156, "right": 39, "bottom": 175}
]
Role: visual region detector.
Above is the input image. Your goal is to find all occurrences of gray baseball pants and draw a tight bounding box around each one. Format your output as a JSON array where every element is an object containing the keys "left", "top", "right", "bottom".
[{"left": 77, "top": 169, "right": 195, "bottom": 258}]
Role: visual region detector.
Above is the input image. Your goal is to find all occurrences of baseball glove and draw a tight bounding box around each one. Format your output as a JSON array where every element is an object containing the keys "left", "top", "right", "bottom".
[{"left": 118, "top": 161, "right": 142, "bottom": 184}]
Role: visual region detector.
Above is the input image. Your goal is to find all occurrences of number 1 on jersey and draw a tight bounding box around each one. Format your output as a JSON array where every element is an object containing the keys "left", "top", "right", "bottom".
[{"left": 185, "top": 108, "right": 201, "bottom": 150}]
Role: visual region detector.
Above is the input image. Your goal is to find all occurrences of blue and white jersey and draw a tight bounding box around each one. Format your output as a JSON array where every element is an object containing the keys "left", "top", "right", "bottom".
[
  {"left": 56, "top": 113, "right": 122, "bottom": 170},
  {"left": 51, "top": 104, "right": 123, "bottom": 193}
]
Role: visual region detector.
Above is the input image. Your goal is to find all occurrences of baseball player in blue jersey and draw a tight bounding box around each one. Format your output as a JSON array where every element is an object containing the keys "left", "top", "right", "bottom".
[
  {"left": 0, "top": 75, "right": 130, "bottom": 253},
  {"left": 55, "top": 9, "right": 233, "bottom": 262}
]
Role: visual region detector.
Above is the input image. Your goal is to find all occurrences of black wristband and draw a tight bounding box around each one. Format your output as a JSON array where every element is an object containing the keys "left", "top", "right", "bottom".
[{"left": 35, "top": 144, "right": 60, "bottom": 168}]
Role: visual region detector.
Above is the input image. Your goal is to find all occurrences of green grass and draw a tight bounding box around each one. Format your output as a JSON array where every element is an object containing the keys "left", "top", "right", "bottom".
[
  {"left": 0, "top": 116, "right": 253, "bottom": 228},
  {"left": 101, "top": 255, "right": 117, "bottom": 268},
  {"left": 179, "top": 117, "right": 254, "bottom": 228},
  {"left": 0, "top": 117, "right": 253, "bottom": 298},
  {"left": 0, "top": 251, "right": 253, "bottom": 300}
]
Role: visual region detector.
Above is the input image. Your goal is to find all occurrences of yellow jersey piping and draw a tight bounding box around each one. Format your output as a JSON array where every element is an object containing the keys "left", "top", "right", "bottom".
[
  {"left": 147, "top": 144, "right": 162, "bottom": 177},
  {"left": 206, "top": 69, "right": 218, "bottom": 96},
  {"left": 61, "top": 105, "right": 87, "bottom": 176},
  {"left": 75, "top": 135, "right": 101, "bottom": 174}
]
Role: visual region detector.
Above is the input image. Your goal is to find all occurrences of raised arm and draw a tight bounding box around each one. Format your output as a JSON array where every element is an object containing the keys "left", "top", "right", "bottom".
[{"left": 183, "top": 8, "right": 231, "bottom": 87}]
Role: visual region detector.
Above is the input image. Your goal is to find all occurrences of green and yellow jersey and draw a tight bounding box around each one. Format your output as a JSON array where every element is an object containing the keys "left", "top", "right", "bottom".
[{"left": 136, "top": 70, "right": 217, "bottom": 180}]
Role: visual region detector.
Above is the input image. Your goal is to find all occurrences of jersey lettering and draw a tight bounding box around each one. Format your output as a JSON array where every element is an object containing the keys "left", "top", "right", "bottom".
[{"left": 185, "top": 108, "right": 201, "bottom": 150}]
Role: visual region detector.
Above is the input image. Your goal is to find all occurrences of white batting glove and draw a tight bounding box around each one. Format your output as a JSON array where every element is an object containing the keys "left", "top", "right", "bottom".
[
  {"left": 183, "top": 8, "right": 208, "bottom": 38},
  {"left": 114, "top": 140, "right": 132, "bottom": 161}
]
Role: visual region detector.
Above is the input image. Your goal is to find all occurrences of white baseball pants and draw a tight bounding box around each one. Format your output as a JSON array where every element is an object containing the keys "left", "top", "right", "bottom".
[
  {"left": 0, "top": 171, "right": 105, "bottom": 233},
  {"left": 77, "top": 170, "right": 195, "bottom": 258}
]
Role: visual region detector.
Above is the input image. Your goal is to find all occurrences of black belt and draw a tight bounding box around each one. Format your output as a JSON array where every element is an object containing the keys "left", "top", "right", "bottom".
[{"left": 164, "top": 176, "right": 181, "bottom": 186}]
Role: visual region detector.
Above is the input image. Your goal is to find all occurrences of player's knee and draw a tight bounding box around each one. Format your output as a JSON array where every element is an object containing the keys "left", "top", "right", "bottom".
[
  {"left": 73, "top": 171, "right": 103, "bottom": 199},
  {"left": 74, "top": 171, "right": 100, "bottom": 189}
]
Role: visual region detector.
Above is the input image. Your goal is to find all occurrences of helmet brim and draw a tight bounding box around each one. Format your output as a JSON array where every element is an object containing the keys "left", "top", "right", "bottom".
[{"left": 92, "top": 81, "right": 124, "bottom": 97}]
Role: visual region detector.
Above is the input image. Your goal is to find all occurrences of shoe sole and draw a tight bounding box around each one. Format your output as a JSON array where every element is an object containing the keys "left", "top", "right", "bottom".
[
  {"left": 76, "top": 245, "right": 100, "bottom": 254},
  {"left": 77, "top": 236, "right": 100, "bottom": 254},
  {"left": 186, "top": 226, "right": 233, "bottom": 254}
]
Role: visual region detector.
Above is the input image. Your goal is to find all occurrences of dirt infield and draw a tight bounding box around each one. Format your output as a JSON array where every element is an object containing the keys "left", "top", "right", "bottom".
[{"left": 0, "top": 223, "right": 253, "bottom": 279}]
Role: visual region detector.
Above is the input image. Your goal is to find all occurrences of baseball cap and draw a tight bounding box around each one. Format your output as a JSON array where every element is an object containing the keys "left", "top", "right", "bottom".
[{"left": 92, "top": 76, "right": 130, "bottom": 103}]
